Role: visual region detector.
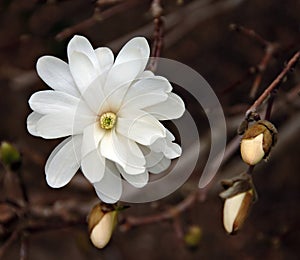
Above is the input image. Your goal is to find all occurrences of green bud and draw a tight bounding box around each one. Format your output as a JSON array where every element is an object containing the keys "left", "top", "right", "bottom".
[
  {"left": 0, "top": 141, "right": 21, "bottom": 168},
  {"left": 184, "top": 225, "right": 202, "bottom": 248}
]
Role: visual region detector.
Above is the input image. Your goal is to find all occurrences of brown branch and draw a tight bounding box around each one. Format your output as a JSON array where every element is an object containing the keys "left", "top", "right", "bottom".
[
  {"left": 250, "top": 43, "right": 279, "bottom": 99},
  {"left": 0, "top": 229, "right": 20, "bottom": 259},
  {"left": 149, "top": 0, "right": 164, "bottom": 72},
  {"left": 121, "top": 191, "right": 199, "bottom": 230},
  {"left": 229, "top": 24, "right": 269, "bottom": 48},
  {"left": 246, "top": 51, "right": 300, "bottom": 116},
  {"left": 55, "top": 0, "right": 139, "bottom": 41}
]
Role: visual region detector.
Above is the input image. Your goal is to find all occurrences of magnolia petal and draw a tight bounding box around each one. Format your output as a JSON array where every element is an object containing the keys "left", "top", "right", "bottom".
[
  {"left": 103, "top": 37, "right": 150, "bottom": 110},
  {"left": 45, "top": 135, "right": 82, "bottom": 188},
  {"left": 148, "top": 156, "right": 171, "bottom": 174},
  {"left": 36, "top": 56, "right": 80, "bottom": 97},
  {"left": 67, "top": 35, "right": 99, "bottom": 68},
  {"left": 100, "top": 130, "right": 145, "bottom": 175},
  {"left": 139, "top": 145, "right": 164, "bottom": 168},
  {"left": 45, "top": 137, "right": 70, "bottom": 172},
  {"left": 95, "top": 47, "right": 114, "bottom": 73},
  {"left": 114, "top": 37, "right": 149, "bottom": 70},
  {"left": 117, "top": 109, "right": 166, "bottom": 145},
  {"left": 29, "top": 90, "right": 79, "bottom": 114},
  {"left": 150, "top": 136, "right": 182, "bottom": 159},
  {"left": 81, "top": 122, "right": 105, "bottom": 158},
  {"left": 36, "top": 112, "right": 75, "bottom": 139},
  {"left": 27, "top": 112, "right": 43, "bottom": 136},
  {"left": 144, "top": 92, "right": 185, "bottom": 120},
  {"left": 116, "top": 163, "right": 149, "bottom": 188},
  {"left": 121, "top": 76, "right": 171, "bottom": 110},
  {"left": 94, "top": 161, "right": 122, "bottom": 203},
  {"left": 69, "top": 51, "right": 99, "bottom": 94},
  {"left": 81, "top": 76, "right": 110, "bottom": 114},
  {"left": 138, "top": 70, "right": 154, "bottom": 79},
  {"left": 81, "top": 149, "right": 105, "bottom": 183}
]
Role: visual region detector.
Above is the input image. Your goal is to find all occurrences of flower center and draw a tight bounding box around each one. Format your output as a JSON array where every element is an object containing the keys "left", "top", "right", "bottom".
[{"left": 99, "top": 112, "right": 117, "bottom": 130}]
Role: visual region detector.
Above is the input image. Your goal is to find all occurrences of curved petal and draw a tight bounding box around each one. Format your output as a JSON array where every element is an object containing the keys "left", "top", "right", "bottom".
[
  {"left": 114, "top": 37, "right": 150, "bottom": 69},
  {"left": 143, "top": 92, "right": 185, "bottom": 120},
  {"left": 93, "top": 161, "right": 122, "bottom": 203},
  {"left": 45, "top": 135, "right": 82, "bottom": 188},
  {"left": 138, "top": 70, "right": 154, "bottom": 79},
  {"left": 116, "top": 163, "right": 149, "bottom": 188},
  {"left": 81, "top": 122, "right": 105, "bottom": 158},
  {"left": 36, "top": 56, "right": 80, "bottom": 97},
  {"left": 36, "top": 112, "right": 75, "bottom": 139},
  {"left": 27, "top": 112, "right": 43, "bottom": 136},
  {"left": 29, "top": 90, "right": 79, "bottom": 114},
  {"left": 81, "top": 149, "right": 105, "bottom": 183},
  {"left": 103, "top": 37, "right": 150, "bottom": 110},
  {"left": 117, "top": 109, "right": 166, "bottom": 145},
  {"left": 95, "top": 47, "right": 114, "bottom": 73},
  {"left": 81, "top": 76, "right": 111, "bottom": 114},
  {"left": 139, "top": 145, "right": 164, "bottom": 168},
  {"left": 69, "top": 51, "right": 99, "bottom": 94},
  {"left": 100, "top": 130, "right": 145, "bottom": 175},
  {"left": 150, "top": 130, "right": 182, "bottom": 159},
  {"left": 121, "top": 76, "right": 171, "bottom": 110},
  {"left": 148, "top": 156, "right": 171, "bottom": 174},
  {"left": 67, "top": 35, "right": 99, "bottom": 68}
]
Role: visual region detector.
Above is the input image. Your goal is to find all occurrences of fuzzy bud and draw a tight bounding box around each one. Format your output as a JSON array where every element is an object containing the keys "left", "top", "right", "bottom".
[
  {"left": 184, "top": 225, "right": 202, "bottom": 249},
  {"left": 240, "top": 120, "right": 277, "bottom": 165},
  {"left": 87, "top": 203, "right": 118, "bottom": 249},
  {"left": 0, "top": 141, "right": 21, "bottom": 169},
  {"left": 220, "top": 173, "right": 257, "bottom": 234}
]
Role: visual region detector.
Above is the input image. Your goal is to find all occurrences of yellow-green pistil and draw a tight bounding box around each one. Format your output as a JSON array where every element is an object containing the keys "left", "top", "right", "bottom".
[{"left": 99, "top": 112, "right": 117, "bottom": 130}]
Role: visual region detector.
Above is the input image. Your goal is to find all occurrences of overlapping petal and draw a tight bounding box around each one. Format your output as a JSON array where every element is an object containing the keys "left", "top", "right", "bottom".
[
  {"left": 81, "top": 149, "right": 105, "bottom": 183},
  {"left": 27, "top": 112, "right": 43, "bottom": 136},
  {"left": 103, "top": 37, "right": 150, "bottom": 110},
  {"left": 29, "top": 90, "right": 79, "bottom": 114},
  {"left": 36, "top": 56, "right": 80, "bottom": 97},
  {"left": 116, "top": 163, "right": 149, "bottom": 188},
  {"left": 150, "top": 130, "right": 182, "bottom": 159},
  {"left": 45, "top": 135, "right": 82, "bottom": 188},
  {"left": 94, "top": 161, "right": 122, "bottom": 203},
  {"left": 117, "top": 109, "right": 166, "bottom": 145},
  {"left": 120, "top": 76, "right": 171, "bottom": 110},
  {"left": 100, "top": 129, "right": 145, "bottom": 175},
  {"left": 81, "top": 122, "right": 105, "bottom": 158},
  {"left": 148, "top": 156, "right": 171, "bottom": 174},
  {"left": 144, "top": 92, "right": 185, "bottom": 120}
]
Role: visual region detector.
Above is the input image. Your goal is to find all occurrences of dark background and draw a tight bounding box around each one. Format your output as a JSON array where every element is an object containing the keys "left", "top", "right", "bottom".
[{"left": 0, "top": 0, "right": 300, "bottom": 259}]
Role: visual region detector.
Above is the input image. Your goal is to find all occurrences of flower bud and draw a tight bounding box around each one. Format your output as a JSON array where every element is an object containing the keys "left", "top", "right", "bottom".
[
  {"left": 220, "top": 173, "right": 257, "bottom": 234},
  {"left": 184, "top": 225, "right": 202, "bottom": 249},
  {"left": 240, "top": 120, "right": 277, "bottom": 165},
  {"left": 222, "top": 189, "right": 254, "bottom": 234},
  {"left": 87, "top": 203, "right": 118, "bottom": 249},
  {"left": 0, "top": 141, "right": 21, "bottom": 169}
]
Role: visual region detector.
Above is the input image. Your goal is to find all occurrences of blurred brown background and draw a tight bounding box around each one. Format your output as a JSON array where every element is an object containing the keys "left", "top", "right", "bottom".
[{"left": 1, "top": 0, "right": 300, "bottom": 259}]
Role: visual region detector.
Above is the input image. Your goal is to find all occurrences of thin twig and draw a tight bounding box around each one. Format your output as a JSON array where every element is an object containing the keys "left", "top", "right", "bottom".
[
  {"left": 121, "top": 191, "right": 198, "bottom": 230},
  {"left": 149, "top": 0, "right": 164, "bottom": 72},
  {"left": 55, "top": 0, "right": 139, "bottom": 41},
  {"left": 246, "top": 51, "right": 300, "bottom": 116},
  {"left": 250, "top": 43, "right": 279, "bottom": 99},
  {"left": 229, "top": 24, "right": 269, "bottom": 48},
  {"left": 20, "top": 233, "right": 29, "bottom": 260},
  {"left": 0, "top": 229, "right": 20, "bottom": 259}
]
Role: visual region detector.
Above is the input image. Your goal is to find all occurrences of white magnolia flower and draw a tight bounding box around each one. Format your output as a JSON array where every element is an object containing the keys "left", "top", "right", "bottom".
[{"left": 27, "top": 35, "right": 185, "bottom": 203}]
